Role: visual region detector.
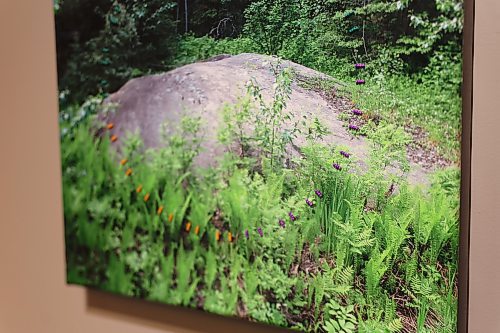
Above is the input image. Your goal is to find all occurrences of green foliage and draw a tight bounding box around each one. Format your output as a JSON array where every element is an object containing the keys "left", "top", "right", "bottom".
[
  {"left": 219, "top": 169, "right": 259, "bottom": 236},
  {"left": 395, "top": 0, "right": 463, "bottom": 56},
  {"left": 57, "top": 0, "right": 177, "bottom": 101},
  {"left": 53, "top": 0, "right": 63, "bottom": 13},
  {"left": 172, "top": 244, "right": 200, "bottom": 306},
  {"left": 105, "top": 255, "right": 134, "bottom": 296},
  {"left": 246, "top": 61, "right": 298, "bottom": 169},
  {"left": 243, "top": 0, "right": 303, "bottom": 55},
  {"left": 322, "top": 300, "right": 357, "bottom": 333},
  {"left": 148, "top": 248, "right": 175, "bottom": 302},
  {"left": 62, "top": 96, "right": 460, "bottom": 331},
  {"left": 172, "top": 35, "right": 255, "bottom": 67},
  {"left": 158, "top": 114, "right": 203, "bottom": 174},
  {"left": 218, "top": 94, "right": 253, "bottom": 157}
]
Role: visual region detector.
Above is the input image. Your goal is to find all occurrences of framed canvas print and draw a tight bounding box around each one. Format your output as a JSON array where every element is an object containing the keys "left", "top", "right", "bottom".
[{"left": 55, "top": 0, "right": 471, "bottom": 332}]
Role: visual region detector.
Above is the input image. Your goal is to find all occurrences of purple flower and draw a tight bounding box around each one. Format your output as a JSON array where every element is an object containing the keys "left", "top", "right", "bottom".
[
  {"left": 314, "top": 189, "right": 323, "bottom": 198},
  {"left": 306, "top": 199, "right": 314, "bottom": 207},
  {"left": 355, "top": 63, "right": 366, "bottom": 69},
  {"left": 340, "top": 151, "right": 351, "bottom": 158},
  {"left": 279, "top": 219, "right": 286, "bottom": 228},
  {"left": 352, "top": 109, "right": 363, "bottom": 116},
  {"left": 356, "top": 79, "right": 365, "bottom": 85},
  {"left": 288, "top": 212, "right": 297, "bottom": 221},
  {"left": 333, "top": 163, "right": 342, "bottom": 171},
  {"left": 257, "top": 227, "right": 263, "bottom": 237},
  {"left": 245, "top": 229, "right": 249, "bottom": 239},
  {"left": 348, "top": 124, "right": 360, "bottom": 131}
]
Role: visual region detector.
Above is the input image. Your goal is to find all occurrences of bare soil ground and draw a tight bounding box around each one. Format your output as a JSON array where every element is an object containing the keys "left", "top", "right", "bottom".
[{"left": 103, "top": 53, "right": 443, "bottom": 185}]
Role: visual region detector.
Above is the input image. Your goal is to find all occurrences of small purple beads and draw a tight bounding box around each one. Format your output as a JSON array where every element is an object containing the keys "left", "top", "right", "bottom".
[
  {"left": 245, "top": 229, "right": 249, "bottom": 239},
  {"left": 340, "top": 151, "right": 351, "bottom": 158},
  {"left": 306, "top": 199, "right": 314, "bottom": 207},
  {"left": 333, "top": 163, "right": 342, "bottom": 171},
  {"left": 279, "top": 219, "right": 286, "bottom": 228},
  {"left": 356, "top": 79, "right": 366, "bottom": 85},
  {"left": 352, "top": 109, "right": 363, "bottom": 116},
  {"left": 257, "top": 227, "right": 263, "bottom": 237},
  {"left": 348, "top": 124, "right": 360, "bottom": 131},
  {"left": 355, "top": 63, "right": 366, "bottom": 69},
  {"left": 314, "top": 189, "right": 323, "bottom": 198},
  {"left": 289, "top": 212, "right": 297, "bottom": 221}
]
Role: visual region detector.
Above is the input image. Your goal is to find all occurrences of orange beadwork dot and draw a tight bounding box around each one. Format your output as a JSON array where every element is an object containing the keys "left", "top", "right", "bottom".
[
  {"left": 136, "top": 185, "right": 143, "bottom": 193},
  {"left": 228, "top": 232, "right": 233, "bottom": 242},
  {"left": 120, "top": 158, "right": 128, "bottom": 166},
  {"left": 185, "top": 222, "right": 192, "bottom": 232},
  {"left": 194, "top": 226, "right": 200, "bottom": 235},
  {"left": 110, "top": 135, "right": 118, "bottom": 142},
  {"left": 215, "top": 230, "right": 221, "bottom": 241},
  {"left": 125, "top": 168, "right": 133, "bottom": 176},
  {"left": 157, "top": 206, "right": 164, "bottom": 215},
  {"left": 143, "top": 193, "right": 150, "bottom": 202},
  {"left": 168, "top": 213, "right": 174, "bottom": 223},
  {"left": 107, "top": 123, "right": 114, "bottom": 130}
]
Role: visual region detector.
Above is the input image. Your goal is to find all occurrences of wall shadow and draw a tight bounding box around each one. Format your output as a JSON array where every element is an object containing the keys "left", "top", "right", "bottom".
[{"left": 86, "top": 288, "right": 290, "bottom": 333}]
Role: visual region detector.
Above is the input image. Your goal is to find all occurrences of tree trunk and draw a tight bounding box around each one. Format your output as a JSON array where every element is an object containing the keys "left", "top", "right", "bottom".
[
  {"left": 176, "top": 0, "right": 180, "bottom": 34},
  {"left": 184, "top": 0, "right": 188, "bottom": 33}
]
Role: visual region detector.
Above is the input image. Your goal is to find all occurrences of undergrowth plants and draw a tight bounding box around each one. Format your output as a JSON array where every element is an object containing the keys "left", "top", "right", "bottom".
[{"left": 62, "top": 62, "right": 460, "bottom": 332}]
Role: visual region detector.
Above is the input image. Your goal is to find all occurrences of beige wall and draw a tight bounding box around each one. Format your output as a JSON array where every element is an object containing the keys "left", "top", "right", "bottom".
[
  {"left": 468, "top": 0, "right": 500, "bottom": 332},
  {"left": 0, "top": 0, "right": 498, "bottom": 332}
]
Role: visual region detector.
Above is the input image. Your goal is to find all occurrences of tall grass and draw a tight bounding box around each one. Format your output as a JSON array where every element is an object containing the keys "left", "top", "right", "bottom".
[{"left": 62, "top": 104, "right": 459, "bottom": 332}]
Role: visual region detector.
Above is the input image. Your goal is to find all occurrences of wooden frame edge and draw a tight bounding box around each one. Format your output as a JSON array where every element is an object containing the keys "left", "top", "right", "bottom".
[{"left": 458, "top": 0, "right": 474, "bottom": 332}]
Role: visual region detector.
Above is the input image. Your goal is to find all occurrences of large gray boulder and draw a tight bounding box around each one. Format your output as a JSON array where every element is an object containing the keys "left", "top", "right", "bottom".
[{"left": 102, "top": 53, "right": 430, "bottom": 184}]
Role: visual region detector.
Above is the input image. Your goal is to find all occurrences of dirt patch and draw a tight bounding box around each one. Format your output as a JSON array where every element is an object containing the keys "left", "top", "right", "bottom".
[{"left": 404, "top": 124, "right": 452, "bottom": 170}]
